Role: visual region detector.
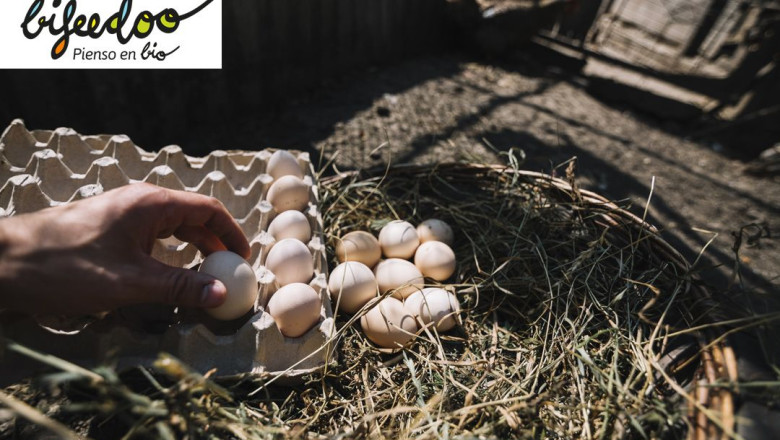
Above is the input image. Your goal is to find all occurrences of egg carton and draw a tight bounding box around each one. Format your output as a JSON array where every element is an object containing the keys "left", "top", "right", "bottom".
[{"left": 0, "top": 119, "right": 336, "bottom": 383}]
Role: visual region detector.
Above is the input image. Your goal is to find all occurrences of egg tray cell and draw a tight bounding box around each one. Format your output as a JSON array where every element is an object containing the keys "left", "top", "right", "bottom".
[{"left": 0, "top": 119, "right": 336, "bottom": 383}]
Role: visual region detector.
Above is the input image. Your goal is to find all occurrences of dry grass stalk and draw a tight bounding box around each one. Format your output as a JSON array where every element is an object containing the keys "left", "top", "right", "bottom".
[{"left": 1, "top": 159, "right": 753, "bottom": 439}]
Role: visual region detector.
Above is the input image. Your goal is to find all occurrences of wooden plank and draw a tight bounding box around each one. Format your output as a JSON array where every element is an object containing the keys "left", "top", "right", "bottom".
[
  {"left": 354, "top": 0, "right": 371, "bottom": 65},
  {"left": 270, "top": 0, "right": 292, "bottom": 103},
  {"left": 379, "top": 0, "right": 393, "bottom": 61},
  {"left": 369, "top": 0, "right": 384, "bottom": 63},
  {"left": 417, "top": 0, "right": 428, "bottom": 52},
  {"left": 256, "top": 0, "right": 273, "bottom": 66},
  {"left": 426, "top": 0, "right": 448, "bottom": 54},
  {"left": 337, "top": 0, "right": 357, "bottom": 72},
  {"left": 219, "top": 0, "right": 241, "bottom": 111},
  {"left": 319, "top": 0, "right": 339, "bottom": 80},
  {"left": 305, "top": 0, "right": 322, "bottom": 85},
  {"left": 398, "top": 0, "right": 411, "bottom": 56},
  {"left": 292, "top": 0, "right": 311, "bottom": 90},
  {"left": 398, "top": 0, "right": 410, "bottom": 56},
  {"left": 253, "top": 0, "right": 273, "bottom": 108},
  {"left": 231, "top": 0, "right": 260, "bottom": 68},
  {"left": 416, "top": 0, "right": 432, "bottom": 56}
]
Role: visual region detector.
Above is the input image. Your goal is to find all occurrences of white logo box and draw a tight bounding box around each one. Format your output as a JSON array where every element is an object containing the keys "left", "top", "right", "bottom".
[{"left": 0, "top": 0, "right": 221, "bottom": 69}]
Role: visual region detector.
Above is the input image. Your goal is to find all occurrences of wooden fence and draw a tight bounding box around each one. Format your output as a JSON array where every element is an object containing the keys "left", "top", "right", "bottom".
[
  {"left": 0, "top": 0, "right": 450, "bottom": 153},
  {"left": 223, "top": 0, "right": 449, "bottom": 105}
]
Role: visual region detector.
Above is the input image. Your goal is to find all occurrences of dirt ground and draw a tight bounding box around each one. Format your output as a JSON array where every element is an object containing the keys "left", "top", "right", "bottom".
[
  {"left": 237, "top": 52, "right": 778, "bottom": 305},
  {"left": 3, "top": 51, "right": 779, "bottom": 438}
]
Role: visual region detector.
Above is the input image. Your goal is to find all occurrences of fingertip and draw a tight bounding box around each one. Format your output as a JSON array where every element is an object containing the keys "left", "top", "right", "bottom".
[
  {"left": 201, "top": 280, "right": 227, "bottom": 308},
  {"left": 224, "top": 233, "right": 251, "bottom": 260}
]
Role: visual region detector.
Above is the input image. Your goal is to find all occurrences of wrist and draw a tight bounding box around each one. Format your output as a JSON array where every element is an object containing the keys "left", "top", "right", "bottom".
[
  {"left": 0, "top": 217, "right": 12, "bottom": 265},
  {"left": 0, "top": 218, "right": 11, "bottom": 310},
  {"left": 0, "top": 217, "right": 23, "bottom": 310}
]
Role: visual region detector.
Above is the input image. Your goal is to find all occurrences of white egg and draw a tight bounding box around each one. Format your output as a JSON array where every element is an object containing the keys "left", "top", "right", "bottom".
[
  {"left": 267, "top": 282, "right": 322, "bottom": 338},
  {"left": 416, "top": 219, "right": 454, "bottom": 245},
  {"left": 265, "top": 238, "right": 314, "bottom": 286},
  {"left": 328, "top": 262, "right": 377, "bottom": 314},
  {"left": 414, "top": 241, "right": 456, "bottom": 281},
  {"left": 360, "top": 297, "right": 418, "bottom": 348},
  {"left": 378, "top": 220, "right": 420, "bottom": 259},
  {"left": 267, "top": 210, "right": 312, "bottom": 243},
  {"left": 403, "top": 290, "right": 425, "bottom": 320},
  {"left": 373, "top": 258, "right": 424, "bottom": 299},
  {"left": 405, "top": 288, "right": 460, "bottom": 331},
  {"left": 267, "top": 150, "right": 304, "bottom": 180},
  {"left": 335, "top": 231, "right": 382, "bottom": 268},
  {"left": 198, "top": 251, "right": 258, "bottom": 320},
  {"left": 267, "top": 175, "right": 309, "bottom": 213}
]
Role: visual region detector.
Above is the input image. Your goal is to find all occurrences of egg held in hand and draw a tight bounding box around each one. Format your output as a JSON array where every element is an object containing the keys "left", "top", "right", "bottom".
[
  {"left": 378, "top": 220, "right": 420, "bottom": 259},
  {"left": 373, "top": 258, "right": 424, "bottom": 299},
  {"left": 198, "top": 251, "right": 258, "bottom": 320},
  {"left": 265, "top": 238, "right": 314, "bottom": 286},
  {"left": 267, "top": 283, "right": 322, "bottom": 338},
  {"left": 360, "top": 297, "right": 418, "bottom": 348},
  {"left": 414, "top": 241, "right": 456, "bottom": 281},
  {"left": 335, "top": 231, "right": 382, "bottom": 268},
  {"left": 328, "top": 261, "right": 377, "bottom": 314}
]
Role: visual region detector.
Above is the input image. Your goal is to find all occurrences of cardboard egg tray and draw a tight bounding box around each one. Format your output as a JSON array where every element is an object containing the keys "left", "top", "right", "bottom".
[{"left": 0, "top": 119, "right": 335, "bottom": 383}]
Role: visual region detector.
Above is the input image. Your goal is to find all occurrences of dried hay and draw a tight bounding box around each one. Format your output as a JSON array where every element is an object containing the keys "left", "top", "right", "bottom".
[{"left": 1, "top": 158, "right": 756, "bottom": 439}]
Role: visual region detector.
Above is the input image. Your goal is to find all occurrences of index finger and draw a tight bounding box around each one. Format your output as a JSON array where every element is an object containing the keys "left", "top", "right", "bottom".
[{"left": 130, "top": 185, "right": 251, "bottom": 259}]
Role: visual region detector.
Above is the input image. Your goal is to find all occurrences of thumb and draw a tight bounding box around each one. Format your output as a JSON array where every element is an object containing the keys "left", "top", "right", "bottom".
[{"left": 140, "top": 259, "right": 227, "bottom": 308}]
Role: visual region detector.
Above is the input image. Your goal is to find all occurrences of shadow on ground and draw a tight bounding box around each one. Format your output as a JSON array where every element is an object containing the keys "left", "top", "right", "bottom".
[
  {"left": 6, "top": 52, "right": 776, "bottom": 302},
  {"left": 276, "top": 52, "right": 779, "bottom": 301}
]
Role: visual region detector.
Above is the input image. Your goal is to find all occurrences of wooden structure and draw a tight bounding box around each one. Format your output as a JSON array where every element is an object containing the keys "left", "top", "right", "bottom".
[
  {"left": 223, "top": 0, "right": 448, "bottom": 103},
  {"left": 550, "top": 0, "right": 779, "bottom": 95},
  {"left": 0, "top": 0, "right": 449, "bottom": 154},
  {"left": 540, "top": 0, "right": 779, "bottom": 152}
]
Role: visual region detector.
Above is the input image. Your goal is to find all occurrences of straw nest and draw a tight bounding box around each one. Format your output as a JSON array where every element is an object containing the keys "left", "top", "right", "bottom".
[{"left": 1, "top": 160, "right": 737, "bottom": 439}]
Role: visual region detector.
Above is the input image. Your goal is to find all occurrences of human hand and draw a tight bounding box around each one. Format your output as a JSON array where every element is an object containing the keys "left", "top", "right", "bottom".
[{"left": 0, "top": 183, "right": 250, "bottom": 316}]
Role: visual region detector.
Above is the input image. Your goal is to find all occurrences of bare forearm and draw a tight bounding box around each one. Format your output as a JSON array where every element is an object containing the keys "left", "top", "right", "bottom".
[
  {"left": 0, "top": 215, "right": 36, "bottom": 312},
  {"left": 0, "top": 211, "right": 78, "bottom": 313}
]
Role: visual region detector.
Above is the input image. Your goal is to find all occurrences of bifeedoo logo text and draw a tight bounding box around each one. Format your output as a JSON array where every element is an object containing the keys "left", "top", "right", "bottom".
[{"left": 1, "top": 0, "right": 222, "bottom": 69}]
